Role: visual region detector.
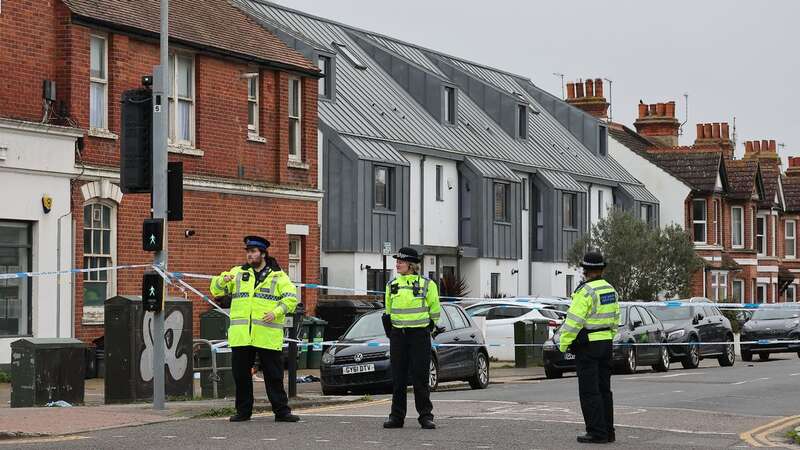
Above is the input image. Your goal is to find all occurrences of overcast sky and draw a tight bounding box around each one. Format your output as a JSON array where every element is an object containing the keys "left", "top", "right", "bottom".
[{"left": 275, "top": 0, "right": 798, "bottom": 165}]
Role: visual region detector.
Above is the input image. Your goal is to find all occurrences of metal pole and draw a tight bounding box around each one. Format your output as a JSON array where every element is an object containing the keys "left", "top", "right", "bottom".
[
  {"left": 151, "top": 0, "right": 169, "bottom": 411},
  {"left": 287, "top": 303, "right": 304, "bottom": 398}
]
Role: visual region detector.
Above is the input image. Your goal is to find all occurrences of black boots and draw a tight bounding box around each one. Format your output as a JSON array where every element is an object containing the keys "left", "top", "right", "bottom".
[
  {"left": 228, "top": 414, "right": 251, "bottom": 422},
  {"left": 383, "top": 417, "right": 404, "bottom": 429},
  {"left": 420, "top": 418, "right": 436, "bottom": 429}
]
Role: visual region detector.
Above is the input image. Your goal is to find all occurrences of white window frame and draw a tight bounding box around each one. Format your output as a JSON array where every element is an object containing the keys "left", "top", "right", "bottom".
[
  {"left": 443, "top": 86, "right": 456, "bottom": 125},
  {"left": 713, "top": 200, "right": 721, "bottom": 246},
  {"left": 317, "top": 55, "right": 332, "bottom": 99},
  {"left": 288, "top": 77, "right": 302, "bottom": 161},
  {"left": 597, "top": 190, "right": 604, "bottom": 220},
  {"left": 786, "top": 220, "right": 796, "bottom": 259},
  {"left": 168, "top": 52, "right": 196, "bottom": 146},
  {"left": 710, "top": 271, "right": 727, "bottom": 302},
  {"left": 89, "top": 33, "right": 109, "bottom": 131},
  {"left": 435, "top": 164, "right": 443, "bottom": 201},
  {"left": 692, "top": 199, "right": 707, "bottom": 244},
  {"left": 756, "top": 214, "right": 767, "bottom": 256},
  {"left": 82, "top": 200, "right": 117, "bottom": 324},
  {"left": 732, "top": 279, "right": 744, "bottom": 303},
  {"left": 731, "top": 206, "right": 744, "bottom": 248},
  {"left": 288, "top": 237, "right": 302, "bottom": 300},
  {"left": 771, "top": 215, "right": 776, "bottom": 257},
  {"left": 756, "top": 283, "right": 767, "bottom": 304},
  {"left": 785, "top": 284, "right": 796, "bottom": 302},
  {"left": 247, "top": 74, "right": 259, "bottom": 136}
]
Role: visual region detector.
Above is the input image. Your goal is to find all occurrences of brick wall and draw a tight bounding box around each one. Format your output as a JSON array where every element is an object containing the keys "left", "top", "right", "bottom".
[{"left": 3, "top": 1, "right": 321, "bottom": 343}]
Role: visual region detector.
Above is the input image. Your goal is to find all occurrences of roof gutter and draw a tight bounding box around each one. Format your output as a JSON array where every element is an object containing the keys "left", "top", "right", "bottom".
[{"left": 70, "top": 15, "right": 322, "bottom": 77}]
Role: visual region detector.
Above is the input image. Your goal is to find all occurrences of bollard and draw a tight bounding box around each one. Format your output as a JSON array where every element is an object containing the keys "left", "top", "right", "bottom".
[{"left": 287, "top": 303, "right": 305, "bottom": 398}]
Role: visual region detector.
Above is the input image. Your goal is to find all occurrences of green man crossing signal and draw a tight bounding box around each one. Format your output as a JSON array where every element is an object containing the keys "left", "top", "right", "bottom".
[
  {"left": 142, "top": 271, "right": 164, "bottom": 312},
  {"left": 142, "top": 218, "right": 164, "bottom": 252}
]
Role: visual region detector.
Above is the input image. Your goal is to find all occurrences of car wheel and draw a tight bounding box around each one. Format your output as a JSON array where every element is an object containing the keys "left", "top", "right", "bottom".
[
  {"left": 428, "top": 357, "right": 439, "bottom": 391},
  {"left": 741, "top": 350, "right": 752, "bottom": 362},
  {"left": 544, "top": 365, "right": 563, "bottom": 379},
  {"left": 469, "top": 352, "right": 490, "bottom": 389},
  {"left": 621, "top": 346, "right": 637, "bottom": 374},
  {"left": 681, "top": 338, "right": 700, "bottom": 369},
  {"left": 652, "top": 345, "right": 670, "bottom": 372},
  {"left": 758, "top": 353, "right": 769, "bottom": 361},
  {"left": 718, "top": 340, "right": 735, "bottom": 367}
]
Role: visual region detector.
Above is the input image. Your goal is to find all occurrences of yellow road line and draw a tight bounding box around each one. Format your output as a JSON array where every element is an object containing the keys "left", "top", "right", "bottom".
[
  {"left": 740, "top": 415, "right": 800, "bottom": 447},
  {"left": 0, "top": 435, "right": 89, "bottom": 445}
]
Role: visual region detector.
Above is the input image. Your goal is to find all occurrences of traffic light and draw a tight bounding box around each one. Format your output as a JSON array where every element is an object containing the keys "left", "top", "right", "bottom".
[
  {"left": 120, "top": 88, "right": 153, "bottom": 194},
  {"left": 142, "top": 218, "right": 164, "bottom": 252},
  {"left": 142, "top": 271, "right": 164, "bottom": 312}
]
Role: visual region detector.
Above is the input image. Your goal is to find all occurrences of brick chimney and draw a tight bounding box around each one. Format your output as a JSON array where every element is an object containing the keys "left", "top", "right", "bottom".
[
  {"left": 694, "top": 122, "right": 734, "bottom": 159},
  {"left": 743, "top": 139, "right": 781, "bottom": 164},
  {"left": 633, "top": 100, "right": 680, "bottom": 147},
  {"left": 787, "top": 156, "right": 800, "bottom": 177},
  {"left": 565, "top": 78, "right": 610, "bottom": 119}
]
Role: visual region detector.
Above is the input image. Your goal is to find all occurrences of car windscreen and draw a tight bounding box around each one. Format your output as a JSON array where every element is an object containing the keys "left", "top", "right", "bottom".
[
  {"left": 648, "top": 306, "right": 693, "bottom": 321},
  {"left": 538, "top": 309, "right": 563, "bottom": 320},
  {"left": 618, "top": 307, "right": 628, "bottom": 326},
  {"left": 344, "top": 313, "right": 385, "bottom": 339},
  {"left": 751, "top": 308, "right": 800, "bottom": 320},
  {"left": 465, "top": 305, "right": 495, "bottom": 317}
]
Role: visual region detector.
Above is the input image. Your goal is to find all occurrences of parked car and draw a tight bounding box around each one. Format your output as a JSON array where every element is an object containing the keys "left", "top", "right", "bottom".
[
  {"left": 645, "top": 302, "right": 735, "bottom": 368},
  {"left": 320, "top": 304, "right": 490, "bottom": 395},
  {"left": 542, "top": 304, "right": 669, "bottom": 378},
  {"left": 465, "top": 300, "right": 565, "bottom": 361},
  {"left": 740, "top": 306, "right": 800, "bottom": 361}
]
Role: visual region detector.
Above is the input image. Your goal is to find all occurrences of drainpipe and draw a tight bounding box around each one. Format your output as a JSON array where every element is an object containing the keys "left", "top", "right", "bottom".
[
  {"left": 420, "top": 155, "right": 426, "bottom": 249},
  {"left": 56, "top": 211, "right": 71, "bottom": 338}
]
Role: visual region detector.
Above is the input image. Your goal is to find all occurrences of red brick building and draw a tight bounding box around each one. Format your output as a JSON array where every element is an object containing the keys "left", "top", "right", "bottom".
[
  {"left": 607, "top": 99, "right": 795, "bottom": 303},
  {"left": 0, "top": 0, "right": 322, "bottom": 346}
]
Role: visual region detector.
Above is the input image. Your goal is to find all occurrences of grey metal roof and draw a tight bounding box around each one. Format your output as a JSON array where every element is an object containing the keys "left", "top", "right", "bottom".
[
  {"left": 619, "top": 183, "right": 661, "bottom": 204},
  {"left": 339, "top": 135, "right": 409, "bottom": 166},
  {"left": 465, "top": 157, "right": 520, "bottom": 182},
  {"left": 237, "top": 0, "right": 650, "bottom": 194},
  {"left": 537, "top": 169, "right": 587, "bottom": 192}
]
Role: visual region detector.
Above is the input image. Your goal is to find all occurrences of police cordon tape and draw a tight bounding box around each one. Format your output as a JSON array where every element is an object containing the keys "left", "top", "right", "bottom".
[
  {"left": 161, "top": 270, "right": 800, "bottom": 351},
  {"left": 3, "top": 264, "right": 800, "bottom": 312}
]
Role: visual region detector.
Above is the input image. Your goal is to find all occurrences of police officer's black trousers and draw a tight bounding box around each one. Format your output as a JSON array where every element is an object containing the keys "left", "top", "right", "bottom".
[
  {"left": 389, "top": 327, "right": 433, "bottom": 423},
  {"left": 231, "top": 346, "right": 290, "bottom": 418},
  {"left": 574, "top": 340, "right": 614, "bottom": 439}
]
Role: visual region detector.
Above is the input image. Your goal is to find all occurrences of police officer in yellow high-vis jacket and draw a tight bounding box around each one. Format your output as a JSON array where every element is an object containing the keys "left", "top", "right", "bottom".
[
  {"left": 210, "top": 236, "right": 299, "bottom": 423},
  {"left": 559, "top": 251, "right": 620, "bottom": 444},
  {"left": 382, "top": 247, "right": 441, "bottom": 430}
]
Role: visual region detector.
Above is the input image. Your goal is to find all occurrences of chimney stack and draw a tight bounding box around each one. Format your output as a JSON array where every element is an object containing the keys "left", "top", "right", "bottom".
[
  {"left": 634, "top": 100, "right": 680, "bottom": 147},
  {"left": 565, "top": 77, "right": 610, "bottom": 119},
  {"left": 694, "top": 122, "right": 734, "bottom": 159},
  {"left": 743, "top": 139, "right": 781, "bottom": 164},
  {"left": 787, "top": 156, "right": 800, "bottom": 177}
]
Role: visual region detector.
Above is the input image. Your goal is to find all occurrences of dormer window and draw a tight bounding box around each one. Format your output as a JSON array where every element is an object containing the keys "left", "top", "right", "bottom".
[
  {"left": 443, "top": 86, "right": 456, "bottom": 125},
  {"left": 332, "top": 42, "right": 366, "bottom": 70},
  {"left": 317, "top": 54, "right": 333, "bottom": 99},
  {"left": 517, "top": 104, "right": 528, "bottom": 139}
]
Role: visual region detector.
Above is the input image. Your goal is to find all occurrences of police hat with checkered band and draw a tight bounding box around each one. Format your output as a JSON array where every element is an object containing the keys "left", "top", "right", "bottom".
[
  {"left": 580, "top": 251, "right": 606, "bottom": 269},
  {"left": 392, "top": 247, "right": 421, "bottom": 264}
]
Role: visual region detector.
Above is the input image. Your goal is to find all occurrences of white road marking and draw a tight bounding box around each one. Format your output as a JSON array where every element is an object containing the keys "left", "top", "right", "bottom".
[
  {"left": 672, "top": 390, "right": 684, "bottom": 393},
  {"left": 422, "top": 444, "right": 434, "bottom": 447},
  {"left": 364, "top": 441, "right": 381, "bottom": 444},
  {"left": 261, "top": 438, "right": 277, "bottom": 441},
  {"left": 731, "top": 377, "right": 771, "bottom": 385},
  {"left": 161, "top": 436, "right": 176, "bottom": 439},
  {"left": 339, "top": 421, "right": 352, "bottom": 424},
  {"left": 210, "top": 437, "right": 227, "bottom": 440},
  {"left": 623, "top": 372, "right": 705, "bottom": 380},
  {"left": 112, "top": 436, "right": 126, "bottom": 438},
  {"left": 790, "top": 373, "right": 800, "bottom": 376},
  {"left": 316, "top": 439, "right": 331, "bottom": 442}
]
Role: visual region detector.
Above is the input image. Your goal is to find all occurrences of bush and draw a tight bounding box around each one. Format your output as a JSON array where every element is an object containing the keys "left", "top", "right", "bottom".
[
  {"left": 0, "top": 371, "right": 10, "bottom": 383},
  {"left": 787, "top": 427, "right": 800, "bottom": 445}
]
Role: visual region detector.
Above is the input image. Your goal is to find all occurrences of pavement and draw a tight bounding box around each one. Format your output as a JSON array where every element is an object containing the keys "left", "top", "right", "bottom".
[{"left": 2, "top": 356, "right": 799, "bottom": 448}]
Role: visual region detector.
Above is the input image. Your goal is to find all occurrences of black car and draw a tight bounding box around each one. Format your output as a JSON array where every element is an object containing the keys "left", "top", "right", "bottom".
[
  {"left": 740, "top": 306, "right": 800, "bottom": 361},
  {"left": 320, "top": 304, "right": 490, "bottom": 395},
  {"left": 542, "top": 304, "right": 670, "bottom": 378},
  {"left": 646, "top": 302, "right": 735, "bottom": 369}
]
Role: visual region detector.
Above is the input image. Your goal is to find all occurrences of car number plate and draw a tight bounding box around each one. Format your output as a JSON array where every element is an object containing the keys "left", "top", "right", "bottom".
[
  {"left": 342, "top": 364, "right": 375, "bottom": 375},
  {"left": 564, "top": 352, "right": 575, "bottom": 360}
]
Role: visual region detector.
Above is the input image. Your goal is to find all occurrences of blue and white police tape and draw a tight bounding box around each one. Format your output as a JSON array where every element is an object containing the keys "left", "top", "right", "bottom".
[
  {"left": 0, "top": 263, "right": 151, "bottom": 280},
  {"left": 163, "top": 270, "right": 800, "bottom": 311}
]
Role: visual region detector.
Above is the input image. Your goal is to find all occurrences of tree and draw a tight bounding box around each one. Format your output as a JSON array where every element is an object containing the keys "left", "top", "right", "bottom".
[{"left": 568, "top": 209, "right": 703, "bottom": 301}]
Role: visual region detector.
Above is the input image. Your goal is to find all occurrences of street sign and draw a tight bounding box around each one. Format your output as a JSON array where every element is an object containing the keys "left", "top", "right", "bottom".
[{"left": 382, "top": 241, "right": 392, "bottom": 256}]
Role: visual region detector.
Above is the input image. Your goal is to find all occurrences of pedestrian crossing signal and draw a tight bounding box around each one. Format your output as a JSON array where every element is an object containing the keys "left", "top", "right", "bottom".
[
  {"left": 142, "top": 218, "right": 164, "bottom": 252},
  {"left": 142, "top": 271, "right": 164, "bottom": 312}
]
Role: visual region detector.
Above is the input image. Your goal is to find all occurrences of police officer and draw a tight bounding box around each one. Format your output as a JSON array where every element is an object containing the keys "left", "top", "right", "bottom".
[
  {"left": 210, "top": 236, "right": 300, "bottom": 423},
  {"left": 382, "top": 247, "right": 441, "bottom": 430},
  {"left": 559, "top": 251, "right": 620, "bottom": 444}
]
